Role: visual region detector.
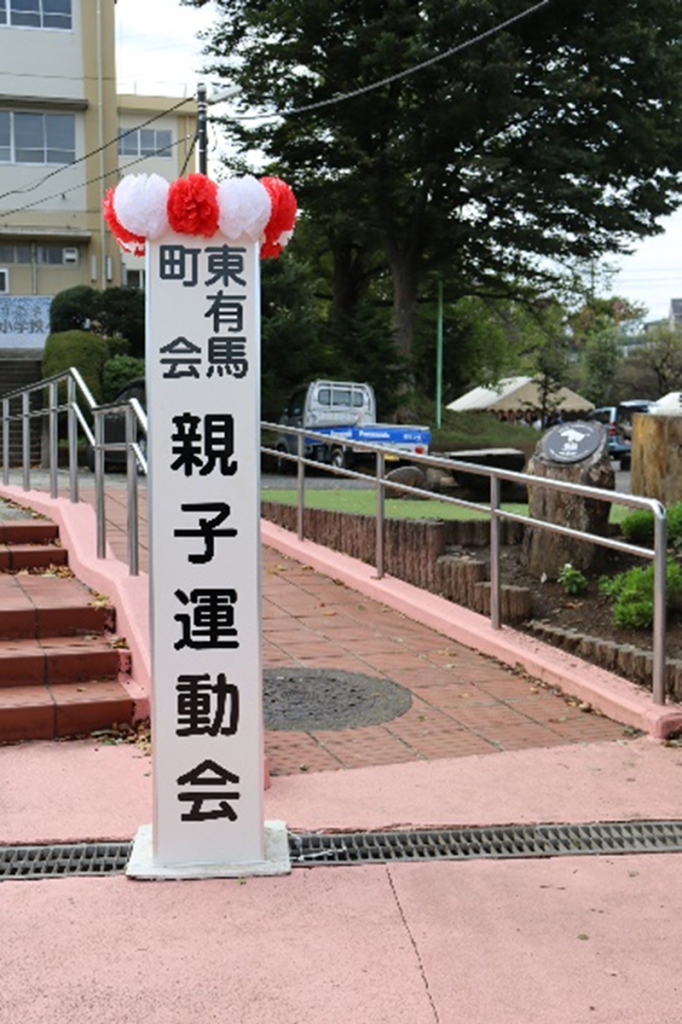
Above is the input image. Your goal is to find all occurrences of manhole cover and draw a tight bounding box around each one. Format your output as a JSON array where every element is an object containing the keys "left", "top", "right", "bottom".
[{"left": 263, "top": 668, "right": 412, "bottom": 731}]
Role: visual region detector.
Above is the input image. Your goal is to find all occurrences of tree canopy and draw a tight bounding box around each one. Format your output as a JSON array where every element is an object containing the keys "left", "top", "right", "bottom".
[{"left": 187, "top": 0, "right": 682, "bottom": 373}]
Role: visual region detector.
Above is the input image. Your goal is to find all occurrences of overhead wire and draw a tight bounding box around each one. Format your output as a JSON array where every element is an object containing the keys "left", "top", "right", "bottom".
[
  {"left": 180, "top": 131, "right": 200, "bottom": 178},
  {"left": 1, "top": 0, "right": 551, "bottom": 214},
  {"left": 207, "top": 0, "right": 551, "bottom": 119},
  {"left": 0, "top": 95, "right": 194, "bottom": 203},
  {"left": 2, "top": 132, "right": 197, "bottom": 218}
]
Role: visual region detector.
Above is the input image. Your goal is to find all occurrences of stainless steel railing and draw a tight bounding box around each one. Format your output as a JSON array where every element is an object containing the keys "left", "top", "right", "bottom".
[
  {"left": 0, "top": 377, "right": 670, "bottom": 703},
  {"left": 1, "top": 368, "right": 148, "bottom": 575},
  {"left": 262, "top": 421, "right": 669, "bottom": 705}
]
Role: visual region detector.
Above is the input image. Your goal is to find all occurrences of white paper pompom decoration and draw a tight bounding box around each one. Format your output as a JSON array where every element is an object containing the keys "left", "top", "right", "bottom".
[
  {"left": 113, "top": 173, "right": 170, "bottom": 240},
  {"left": 217, "top": 176, "right": 272, "bottom": 241}
]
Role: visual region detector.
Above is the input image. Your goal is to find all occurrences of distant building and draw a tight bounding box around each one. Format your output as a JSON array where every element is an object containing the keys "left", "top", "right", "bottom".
[
  {"left": 0, "top": 0, "right": 197, "bottom": 316},
  {"left": 670, "top": 299, "right": 682, "bottom": 331}
]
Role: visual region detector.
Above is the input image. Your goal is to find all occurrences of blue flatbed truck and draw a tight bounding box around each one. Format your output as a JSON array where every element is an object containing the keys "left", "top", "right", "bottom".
[{"left": 275, "top": 380, "right": 431, "bottom": 469}]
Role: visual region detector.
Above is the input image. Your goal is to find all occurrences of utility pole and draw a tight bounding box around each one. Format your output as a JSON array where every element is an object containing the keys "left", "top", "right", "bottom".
[
  {"left": 197, "top": 83, "right": 208, "bottom": 175},
  {"left": 436, "top": 278, "right": 444, "bottom": 429}
]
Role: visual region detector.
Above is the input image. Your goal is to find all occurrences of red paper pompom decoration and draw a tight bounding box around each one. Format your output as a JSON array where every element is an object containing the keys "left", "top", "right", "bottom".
[
  {"left": 260, "top": 176, "right": 297, "bottom": 258},
  {"left": 102, "top": 187, "right": 146, "bottom": 256},
  {"left": 166, "top": 173, "right": 220, "bottom": 238}
]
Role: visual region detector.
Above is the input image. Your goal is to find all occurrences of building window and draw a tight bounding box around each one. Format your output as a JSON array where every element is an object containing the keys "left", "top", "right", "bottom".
[
  {"left": 0, "top": 244, "right": 32, "bottom": 263},
  {"left": 118, "top": 128, "right": 172, "bottom": 158},
  {"left": 0, "top": 111, "right": 75, "bottom": 164},
  {"left": 0, "top": 269, "right": 8, "bottom": 293},
  {"left": 125, "top": 268, "right": 145, "bottom": 289},
  {"left": 0, "top": 1, "right": 72, "bottom": 29},
  {"left": 0, "top": 244, "right": 78, "bottom": 264}
]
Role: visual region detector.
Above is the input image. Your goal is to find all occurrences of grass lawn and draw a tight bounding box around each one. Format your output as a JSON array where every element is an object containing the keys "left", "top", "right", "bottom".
[{"left": 262, "top": 486, "right": 632, "bottom": 524}]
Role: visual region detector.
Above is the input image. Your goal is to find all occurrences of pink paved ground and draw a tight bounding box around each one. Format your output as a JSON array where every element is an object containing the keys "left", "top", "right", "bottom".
[{"left": 2, "top": 479, "right": 682, "bottom": 1023}]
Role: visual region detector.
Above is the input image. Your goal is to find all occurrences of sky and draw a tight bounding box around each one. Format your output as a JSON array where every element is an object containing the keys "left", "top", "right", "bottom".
[{"left": 114, "top": 0, "right": 682, "bottom": 325}]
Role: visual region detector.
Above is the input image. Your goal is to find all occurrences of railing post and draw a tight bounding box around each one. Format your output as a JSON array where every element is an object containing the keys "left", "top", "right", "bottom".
[
  {"left": 95, "top": 409, "right": 106, "bottom": 559},
  {"left": 22, "top": 391, "right": 30, "bottom": 491},
  {"left": 489, "top": 474, "right": 501, "bottom": 629},
  {"left": 2, "top": 397, "right": 9, "bottom": 485},
  {"left": 375, "top": 450, "right": 385, "bottom": 578},
  {"left": 652, "top": 504, "right": 668, "bottom": 705},
  {"left": 126, "top": 404, "right": 139, "bottom": 576},
  {"left": 296, "top": 431, "right": 305, "bottom": 541},
  {"left": 48, "top": 380, "right": 58, "bottom": 499},
  {"left": 67, "top": 375, "right": 79, "bottom": 503}
]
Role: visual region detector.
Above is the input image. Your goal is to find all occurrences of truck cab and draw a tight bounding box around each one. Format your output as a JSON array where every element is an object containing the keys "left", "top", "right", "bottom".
[{"left": 277, "top": 380, "right": 376, "bottom": 455}]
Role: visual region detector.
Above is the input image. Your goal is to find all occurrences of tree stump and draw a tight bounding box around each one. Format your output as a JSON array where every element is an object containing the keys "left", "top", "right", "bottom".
[
  {"left": 631, "top": 413, "right": 682, "bottom": 504},
  {"left": 523, "top": 425, "right": 614, "bottom": 579}
]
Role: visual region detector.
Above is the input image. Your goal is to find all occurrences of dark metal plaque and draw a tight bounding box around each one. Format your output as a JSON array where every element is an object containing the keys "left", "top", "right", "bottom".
[{"left": 540, "top": 422, "right": 603, "bottom": 463}]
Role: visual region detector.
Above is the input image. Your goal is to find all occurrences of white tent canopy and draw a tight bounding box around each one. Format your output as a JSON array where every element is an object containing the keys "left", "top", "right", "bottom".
[{"left": 446, "top": 376, "right": 594, "bottom": 414}]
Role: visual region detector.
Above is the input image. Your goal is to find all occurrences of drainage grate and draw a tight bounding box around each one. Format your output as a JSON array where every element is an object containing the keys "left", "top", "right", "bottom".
[
  {"left": 0, "top": 842, "right": 132, "bottom": 879},
  {"left": 289, "top": 820, "right": 682, "bottom": 866},
  {"left": 3, "top": 821, "right": 682, "bottom": 879}
]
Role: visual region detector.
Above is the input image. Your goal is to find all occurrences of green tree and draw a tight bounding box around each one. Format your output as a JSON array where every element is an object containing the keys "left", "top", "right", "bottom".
[
  {"left": 96, "top": 287, "right": 145, "bottom": 359},
  {"left": 620, "top": 325, "right": 682, "bottom": 398},
  {"left": 188, "top": 0, "right": 682, "bottom": 371},
  {"left": 581, "top": 324, "right": 621, "bottom": 406},
  {"left": 260, "top": 253, "right": 327, "bottom": 419},
  {"left": 49, "top": 285, "right": 145, "bottom": 357},
  {"left": 42, "top": 331, "right": 110, "bottom": 402},
  {"left": 49, "top": 285, "right": 99, "bottom": 333}
]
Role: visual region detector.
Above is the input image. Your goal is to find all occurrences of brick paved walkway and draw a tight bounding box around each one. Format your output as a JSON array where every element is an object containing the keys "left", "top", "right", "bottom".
[{"left": 38, "top": 476, "right": 631, "bottom": 774}]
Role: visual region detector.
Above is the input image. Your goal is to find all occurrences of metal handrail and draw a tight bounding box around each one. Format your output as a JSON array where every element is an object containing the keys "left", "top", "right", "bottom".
[
  {"left": 263, "top": 421, "right": 669, "bottom": 705},
  {"left": 1, "top": 369, "right": 147, "bottom": 575},
  {"left": 0, "top": 379, "right": 671, "bottom": 703}
]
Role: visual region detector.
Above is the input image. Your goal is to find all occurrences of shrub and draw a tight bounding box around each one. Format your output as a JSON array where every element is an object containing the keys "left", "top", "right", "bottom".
[
  {"left": 599, "top": 558, "right": 682, "bottom": 629},
  {"left": 97, "top": 287, "right": 145, "bottom": 358},
  {"left": 49, "top": 285, "right": 100, "bottom": 333},
  {"left": 667, "top": 503, "right": 682, "bottom": 551},
  {"left": 619, "top": 502, "right": 682, "bottom": 552},
  {"left": 619, "top": 509, "right": 654, "bottom": 546},
  {"left": 49, "top": 285, "right": 145, "bottom": 359},
  {"left": 102, "top": 355, "right": 146, "bottom": 401},
  {"left": 42, "top": 330, "right": 110, "bottom": 402},
  {"left": 557, "top": 563, "right": 588, "bottom": 595}
]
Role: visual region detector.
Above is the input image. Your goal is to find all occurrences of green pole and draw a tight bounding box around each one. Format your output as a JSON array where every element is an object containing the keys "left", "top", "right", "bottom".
[{"left": 436, "top": 278, "right": 444, "bottom": 429}]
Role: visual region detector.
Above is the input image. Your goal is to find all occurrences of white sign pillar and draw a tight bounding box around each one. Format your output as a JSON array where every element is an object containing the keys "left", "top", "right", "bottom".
[{"left": 127, "top": 231, "right": 288, "bottom": 877}]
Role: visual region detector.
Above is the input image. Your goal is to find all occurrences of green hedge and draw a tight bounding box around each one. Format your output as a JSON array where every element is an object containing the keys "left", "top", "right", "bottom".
[{"left": 42, "top": 330, "right": 111, "bottom": 403}]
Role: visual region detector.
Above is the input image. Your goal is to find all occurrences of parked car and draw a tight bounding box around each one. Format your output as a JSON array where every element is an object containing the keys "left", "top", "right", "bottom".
[
  {"left": 86, "top": 378, "right": 147, "bottom": 471},
  {"left": 584, "top": 400, "right": 652, "bottom": 469}
]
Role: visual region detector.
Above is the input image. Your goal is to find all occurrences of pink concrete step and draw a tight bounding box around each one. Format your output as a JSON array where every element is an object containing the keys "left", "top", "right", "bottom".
[
  {"left": 0, "top": 681, "right": 134, "bottom": 743},
  {"left": 0, "top": 544, "right": 69, "bottom": 571},
  {"left": 0, "top": 514, "right": 135, "bottom": 743},
  {"left": 0, "top": 635, "right": 124, "bottom": 687},
  {"left": 0, "top": 574, "right": 114, "bottom": 640},
  {"left": 0, "top": 520, "right": 59, "bottom": 544}
]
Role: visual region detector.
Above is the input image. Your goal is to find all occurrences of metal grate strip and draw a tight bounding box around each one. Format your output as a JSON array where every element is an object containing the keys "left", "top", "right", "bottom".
[
  {"left": 289, "top": 820, "right": 682, "bottom": 866},
  {"left": 0, "top": 842, "right": 132, "bottom": 879},
  {"left": 2, "top": 821, "right": 682, "bottom": 879}
]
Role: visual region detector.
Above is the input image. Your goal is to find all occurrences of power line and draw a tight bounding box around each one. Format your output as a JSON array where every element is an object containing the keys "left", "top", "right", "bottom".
[
  {"left": 0, "top": 96, "right": 194, "bottom": 204},
  {"left": 2, "top": 132, "right": 196, "bottom": 218},
  {"left": 208, "top": 0, "right": 552, "bottom": 119}
]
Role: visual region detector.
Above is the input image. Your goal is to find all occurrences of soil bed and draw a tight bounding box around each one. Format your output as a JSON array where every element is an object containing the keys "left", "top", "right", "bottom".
[{"left": 468, "top": 541, "right": 682, "bottom": 666}]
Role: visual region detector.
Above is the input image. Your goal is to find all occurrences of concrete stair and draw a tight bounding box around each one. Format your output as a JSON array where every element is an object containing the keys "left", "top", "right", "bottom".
[
  {"left": 0, "top": 353, "right": 43, "bottom": 465},
  {"left": 0, "top": 516, "right": 134, "bottom": 743}
]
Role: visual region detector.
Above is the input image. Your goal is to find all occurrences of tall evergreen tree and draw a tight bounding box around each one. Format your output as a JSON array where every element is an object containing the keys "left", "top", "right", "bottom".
[{"left": 187, "top": 0, "right": 682, "bottom": 368}]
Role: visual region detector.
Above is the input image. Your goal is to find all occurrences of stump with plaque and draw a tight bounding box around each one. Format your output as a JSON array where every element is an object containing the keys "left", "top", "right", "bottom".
[{"left": 523, "top": 422, "right": 614, "bottom": 579}]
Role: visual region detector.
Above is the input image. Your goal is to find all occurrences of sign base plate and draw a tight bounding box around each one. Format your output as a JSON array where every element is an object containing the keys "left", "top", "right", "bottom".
[{"left": 126, "top": 821, "right": 291, "bottom": 879}]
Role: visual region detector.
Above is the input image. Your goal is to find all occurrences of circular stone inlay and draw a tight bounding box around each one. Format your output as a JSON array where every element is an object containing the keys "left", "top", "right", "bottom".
[{"left": 263, "top": 667, "right": 412, "bottom": 731}]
